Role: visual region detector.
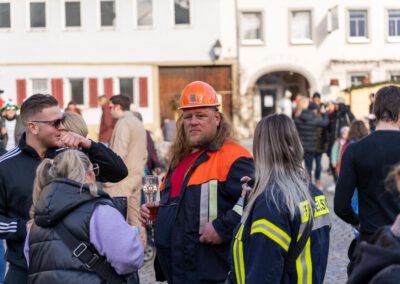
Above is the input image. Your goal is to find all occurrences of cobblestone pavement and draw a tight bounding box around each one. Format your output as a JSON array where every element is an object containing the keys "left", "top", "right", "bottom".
[{"left": 138, "top": 153, "right": 354, "bottom": 284}]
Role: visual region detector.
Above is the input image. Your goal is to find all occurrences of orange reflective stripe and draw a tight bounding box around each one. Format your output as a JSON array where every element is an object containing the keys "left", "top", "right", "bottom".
[{"left": 187, "top": 142, "right": 252, "bottom": 186}]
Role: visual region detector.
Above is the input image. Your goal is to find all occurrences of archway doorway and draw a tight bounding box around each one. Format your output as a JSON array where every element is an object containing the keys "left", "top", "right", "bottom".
[{"left": 256, "top": 71, "right": 310, "bottom": 117}]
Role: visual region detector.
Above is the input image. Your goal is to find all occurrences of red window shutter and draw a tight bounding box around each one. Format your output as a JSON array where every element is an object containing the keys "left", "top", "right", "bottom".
[
  {"left": 51, "top": 79, "right": 64, "bottom": 107},
  {"left": 16, "top": 79, "right": 27, "bottom": 106},
  {"left": 103, "top": 78, "right": 113, "bottom": 98},
  {"left": 139, "top": 77, "right": 148, "bottom": 107},
  {"left": 89, "top": 78, "right": 98, "bottom": 108}
]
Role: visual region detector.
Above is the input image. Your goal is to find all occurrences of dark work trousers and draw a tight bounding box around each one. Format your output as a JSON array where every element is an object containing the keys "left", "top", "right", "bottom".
[{"left": 4, "top": 265, "right": 28, "bottom": 284}]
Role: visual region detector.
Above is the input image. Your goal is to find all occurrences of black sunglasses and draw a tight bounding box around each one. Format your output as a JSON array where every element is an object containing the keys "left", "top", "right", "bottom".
[{"left": 31, "top": 116, "right": 66, "bottom": 129}]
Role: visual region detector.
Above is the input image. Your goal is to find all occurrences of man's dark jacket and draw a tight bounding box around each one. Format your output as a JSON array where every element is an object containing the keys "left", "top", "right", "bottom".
[
  {"left": 0, "top": 134, "right": 128, "bottom": 271},
  {"left": 28, "top": 178, "right": 116, "bottom": 283},
  {"left": 295, "top": 110, "right": 329, "bottom": 153},
  {"left": 154, "top": 141, "right": 254, "bottom": 284}
]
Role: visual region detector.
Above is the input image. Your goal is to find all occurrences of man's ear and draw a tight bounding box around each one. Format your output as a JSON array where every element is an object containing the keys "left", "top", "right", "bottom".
[
  {"left": 26, "top": 122, "right": 39, "bottom": 135},
  {"left": 215, "top": 111, "right": 221, "bottom": 127}
]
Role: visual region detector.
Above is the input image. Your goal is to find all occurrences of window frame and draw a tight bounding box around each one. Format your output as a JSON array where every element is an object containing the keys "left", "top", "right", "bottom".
[
  {"left": 98, "top": 0, "right": 117, "bottom": 30},
  {"left": 388, "top": 71, "right": 400, "bottom": 82},
  {"left": 386, "top": 8, "right": 400, "bottom": 43},
  {"left": 348, "top": 72, "right": 370, "bottom": 87},
  {"left": 67, "top": 78, "right": 87, "bottom": 107},
  {"left": 172, "top": 0, "right": 192, "bottom": 28},
  {"left": 63, "top": 0, "right": 82, "bottom": 30},
  {"left": 347, "top": 9, "right": 370, "bottom": 43},
  {"left": 240, "top": 10, "right": 264, "bottom": 46},
  {"left": 31, "top": 78, "right": 50, "bottom": 96},
  {"left": 119, "top": 77, "right": 136, "bottom": 104},
  {"left": 289, "top": 8, "right": 314, "bottom": 45},
  {"left": 135, "top": 0, "right": 153, "bottom": 29},
  {"left": 28, "top": 0, "right": 47, "bottom": 31},
  {"left": 0, "top": 1, "right": 11, "bottom": 31}
]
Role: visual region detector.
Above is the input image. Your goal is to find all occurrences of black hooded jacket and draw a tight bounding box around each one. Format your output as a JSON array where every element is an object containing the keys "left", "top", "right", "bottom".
[
  {"left": 295, "top": 110, "right": 329, "bottom": 153},
  {"left": 28, "top": 178, "right": 115, "bottom": 284},
  {"left": 348, "top": 226, "right": 400, "bottom": 284}
]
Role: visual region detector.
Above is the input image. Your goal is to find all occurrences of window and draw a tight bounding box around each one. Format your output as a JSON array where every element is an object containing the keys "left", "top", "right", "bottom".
[
  {"left": 0, "top": 2, "right": 11, "bottom": 29},
  {"left": 65, "top": 1, "right": 81, "bottom": 27},
  {"left": 30, "top": 2, "right": 46, "bottom": 28},
  {"left": 174, "top": 0, "right": 190, "bottom": 25},
  {"left": 119, "top": 78, "right": 134, "bottom": 103},
  {"left": 100, "top": 0, "right": 115, "bottom": 27},
  {"left": 388, "top": 10, "right": 400, "bottom": 38},
  {"left": 32, "top": 79, "right": 49, "bottom": 94},
  {"left": 390, "top": 73, "right": 400, "bottom": 82},
  {"left": 137, "top": 0, "right": 152, "bottom": 27},
  {"left": 349, "top": 10, "right": 368, "bottom": 39},
  {"left": 350, "top": 73, "right": 369, "bottom": 87},
  {"left": 290, "top": 10, "right": 312, "bottom": 43},
  {"left": 241, "top": 12, "right": 263, "bottom": 44},
  {"left": 70, "top": 79, "right": 84, "bottom": 104}
]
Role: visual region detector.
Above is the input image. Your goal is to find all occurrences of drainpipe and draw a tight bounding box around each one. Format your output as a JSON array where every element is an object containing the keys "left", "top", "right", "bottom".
[{"left": 234, "top": 0, "right": 243, "bottom": 129}]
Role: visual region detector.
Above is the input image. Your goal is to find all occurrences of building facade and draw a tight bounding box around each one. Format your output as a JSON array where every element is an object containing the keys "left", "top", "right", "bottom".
[
  {"left": 237, "top": 0, "right": 400, "bottom": 132},
  {"left": 2, "top": 0, "right": 400, "bottom": 138},
  {"left": 0, "top": 0, "right": 237, "bottom": 139}
]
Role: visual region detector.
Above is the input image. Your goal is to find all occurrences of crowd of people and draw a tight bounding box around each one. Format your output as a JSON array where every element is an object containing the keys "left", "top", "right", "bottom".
[{"left": 0, "top": 81, "right": 398, "bottom": 284}]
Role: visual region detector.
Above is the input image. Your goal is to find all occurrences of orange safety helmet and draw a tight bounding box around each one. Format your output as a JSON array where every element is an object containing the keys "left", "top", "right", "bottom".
[{"left": 179, "top": 81, "right": 220, "bottom": 109}]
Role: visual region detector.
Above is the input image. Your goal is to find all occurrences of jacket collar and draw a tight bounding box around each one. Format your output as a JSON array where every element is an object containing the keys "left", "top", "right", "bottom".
[
  {"left": 34, "top": 178, "right": 109, "bottom": 227},
  {"left": 18, "top": 133, "right": 60, "bottom": 160}
]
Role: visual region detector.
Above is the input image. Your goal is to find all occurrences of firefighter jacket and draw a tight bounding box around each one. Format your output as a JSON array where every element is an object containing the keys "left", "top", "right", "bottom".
[
  {"left": 231, "top": 185, "right": 331, "bottom": 284},
  {"left": 154, "top": 141, "right": 254, "bottom": 284}
]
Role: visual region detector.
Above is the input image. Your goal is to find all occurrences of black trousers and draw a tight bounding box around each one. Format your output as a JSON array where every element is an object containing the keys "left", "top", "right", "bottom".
[{"left": 4, "top": 265, "right": 28, "bottom": 284}]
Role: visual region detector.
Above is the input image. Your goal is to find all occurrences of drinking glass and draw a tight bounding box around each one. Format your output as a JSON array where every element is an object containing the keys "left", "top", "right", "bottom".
[{"left": 142, "top": 175, "right": 159, "bottom": 226}]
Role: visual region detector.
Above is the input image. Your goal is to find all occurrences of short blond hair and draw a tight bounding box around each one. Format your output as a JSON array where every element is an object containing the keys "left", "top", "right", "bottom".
[{"left": 63, "top": 112, "right": 88, "bottom": 137}]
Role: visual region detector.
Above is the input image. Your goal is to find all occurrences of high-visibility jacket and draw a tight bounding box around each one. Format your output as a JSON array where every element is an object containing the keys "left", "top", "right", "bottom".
[
  {"left": 231, "top": 185, "right": 331, "bottom": 284},
  {"left": 154, "top": 141, "right": 254, "bottom": 284}
]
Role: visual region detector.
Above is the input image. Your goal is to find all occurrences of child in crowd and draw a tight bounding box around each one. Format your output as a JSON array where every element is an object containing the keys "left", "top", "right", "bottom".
[{"left": 330, "top": 126, "right": 350, "bottom": 181}]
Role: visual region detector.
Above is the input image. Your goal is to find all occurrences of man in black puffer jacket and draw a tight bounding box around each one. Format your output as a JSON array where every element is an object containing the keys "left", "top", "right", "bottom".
[{"left": 295, "top": 101, "right": 329, "bottom": 180}]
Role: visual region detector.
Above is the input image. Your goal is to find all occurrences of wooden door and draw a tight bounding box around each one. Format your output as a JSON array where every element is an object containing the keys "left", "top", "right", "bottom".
[{"left": 158, "top": 66, "right": 232, "bottom": 121}]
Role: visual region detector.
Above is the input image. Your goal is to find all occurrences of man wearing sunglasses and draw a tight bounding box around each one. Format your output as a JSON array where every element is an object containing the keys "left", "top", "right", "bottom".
[{"left": 0, "top": 94, "right": 128, "bottom": 283}]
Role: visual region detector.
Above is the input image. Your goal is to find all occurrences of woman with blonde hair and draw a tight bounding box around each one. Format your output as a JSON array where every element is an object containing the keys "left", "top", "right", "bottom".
[
  {"left": 230, "top": 114, "right": 330, "bottom": 284},
  {"left": 293, "top": 96, "right": 310, "bottom": 118},
  {"left": 24, "top": 150, "right": 144, "bottom": 283},
  {"left": 62, "top": 112, "right": 88, "bottom": 137}
]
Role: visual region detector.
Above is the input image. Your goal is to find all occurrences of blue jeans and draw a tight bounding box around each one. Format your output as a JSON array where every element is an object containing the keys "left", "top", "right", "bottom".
[{"left": 304, "top": 152, "right": 322, "bottom": 181}]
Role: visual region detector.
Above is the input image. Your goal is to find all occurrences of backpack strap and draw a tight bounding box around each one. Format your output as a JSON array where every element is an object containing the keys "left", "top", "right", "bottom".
[
  {"left": 55, "top": 221, "right": 126, "bottom": 284},
  {"left": 284, "top": 213, "right": 314, "bottom": 271}
]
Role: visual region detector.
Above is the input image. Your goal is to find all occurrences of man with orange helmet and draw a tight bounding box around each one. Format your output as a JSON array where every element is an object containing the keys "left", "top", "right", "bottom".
[{"left": 140, "top": 81, "right": 254, "bottom": 283}]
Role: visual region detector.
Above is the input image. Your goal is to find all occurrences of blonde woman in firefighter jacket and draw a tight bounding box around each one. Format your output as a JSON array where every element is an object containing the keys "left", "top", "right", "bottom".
[{"left": 230, "top": 114, "right": 330, "bottom": 284}]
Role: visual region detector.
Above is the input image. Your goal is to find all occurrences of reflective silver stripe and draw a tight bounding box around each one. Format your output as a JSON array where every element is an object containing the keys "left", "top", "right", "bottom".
[
  {"left": 299, "top": 212, "right": 331, "bottom": 232},
  {"left": 209, "top": 180, "right": 218, "bottom": 221},
  {"left": 232, "top": 204, "right": 243, "bottom": 216},
  {"left": 199, "top": 183, "right": 209, "bottom": 233},
  {"left": 251, "top": 223, "right": 290, "bottom": 250},
  {"left": 313, "top": 213, "right": 331, "bottom": 230}
]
